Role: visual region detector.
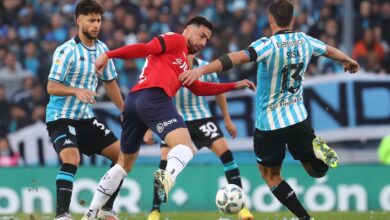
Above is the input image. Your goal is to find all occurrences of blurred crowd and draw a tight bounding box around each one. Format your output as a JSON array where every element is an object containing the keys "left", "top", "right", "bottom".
[{"left": 0, "top": 0, "right": 389, "bottom": 164}]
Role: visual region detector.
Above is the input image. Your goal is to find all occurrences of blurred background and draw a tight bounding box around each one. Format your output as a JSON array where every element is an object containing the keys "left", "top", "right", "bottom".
[{"left": 0, "top": 0, "right": 390, "bottom": 216}]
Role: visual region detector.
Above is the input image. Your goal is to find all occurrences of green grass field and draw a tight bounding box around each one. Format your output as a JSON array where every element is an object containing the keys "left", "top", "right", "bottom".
[{"left": 2, "top": 211, "right": 390, "bottom": 220}]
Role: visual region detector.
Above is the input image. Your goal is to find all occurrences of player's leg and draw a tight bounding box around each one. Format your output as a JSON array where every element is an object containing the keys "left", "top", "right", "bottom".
[
  {"left": 147, "top": 143, "right": 169, "bottom": 220},
  {"left": 99, "top": 141, "right": 122, "bottom": 219},
  {"left": 210, "top": 138, "right": 254, "bottom": 220},
  {"left": 83, "top": 92, "right": 148, "bottom": 220},
  {"left": 211, "top": 138, "right": 242, "bottom": 187},
  {"left": 75, "top": 118, "right": 122, "bottom": 219},
  {"left": 137, "top": 88, "right": 196, "bottom": 202},
  {"left": 46, "top": 120, "right": 80, "bottom": 220},
  {"left": 286, "top": 119, "right": 332, "bottom": 178},
  {"left": 156, "top": 127, "right": 195, "bottom": 201},
  {"left": 83, "top": 151, "right": 137, "bottom": 220},
  {"left": 254, "top": 128, "right": 311, "bottom": 220}
]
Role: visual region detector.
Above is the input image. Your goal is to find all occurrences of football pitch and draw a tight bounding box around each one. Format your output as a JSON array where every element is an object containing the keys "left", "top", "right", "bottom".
[{"left": 3, "top": 211, "right": 390, "bottom": 220}]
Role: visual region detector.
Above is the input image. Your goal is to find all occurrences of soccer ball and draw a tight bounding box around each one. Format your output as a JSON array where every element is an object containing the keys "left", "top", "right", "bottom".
[{"left": 215, "top": 184, "right": 246, "bottom": 214}]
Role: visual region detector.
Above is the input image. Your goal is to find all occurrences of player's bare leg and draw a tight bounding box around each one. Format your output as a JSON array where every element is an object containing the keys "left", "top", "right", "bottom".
[
  {"left": 210, "top": 138, "right": 253, "bottom": 220},
  {"left": 83, "top": 151, "right": 138, "bottom": 220},
  {"left": 154, "top": 128, "right": 195, "bottom": 202}
]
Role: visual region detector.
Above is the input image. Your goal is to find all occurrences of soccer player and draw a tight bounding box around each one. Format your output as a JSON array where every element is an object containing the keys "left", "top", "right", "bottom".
[
  {"left": 145, "top": 54, "right": 253, "bottom": 220},
  {"left": 82, "top": 16, "right": 255, "bottom": 219},
  {"left": 179, "top": 1, "right": 360, "bottom": 219},
  {"left": 45, "top": 1, "right": 123, "bottom": 219}
]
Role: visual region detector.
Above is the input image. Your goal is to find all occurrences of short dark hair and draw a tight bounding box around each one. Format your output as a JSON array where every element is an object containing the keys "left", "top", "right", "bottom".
[
  {"left": 185, "top": 16, "right": 213, "bottom": 31},
  {"left": 268, "top": 0, "right": 294, "bottom": 27},
  {"left": 75, "top": 0, "right": 103, "bottom": 18}
]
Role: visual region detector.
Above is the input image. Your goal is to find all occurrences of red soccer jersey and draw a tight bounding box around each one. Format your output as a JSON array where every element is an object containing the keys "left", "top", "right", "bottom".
[
  {"left": 105, "top": 32, "right": 235, "bottom": 97},
  {"left": 130, "top": 33, "right": 189, "bottom": 97}
]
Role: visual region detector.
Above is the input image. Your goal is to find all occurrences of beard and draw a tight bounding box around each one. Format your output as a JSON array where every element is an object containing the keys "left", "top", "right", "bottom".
[
  {"left": 187, "top": 41, "right": 199, "bottom": 54},
  {"left": 82, "top": 28, "right": 99, "bottom": 40}
]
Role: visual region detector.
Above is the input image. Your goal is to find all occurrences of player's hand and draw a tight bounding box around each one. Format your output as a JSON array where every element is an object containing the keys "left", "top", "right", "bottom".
[
  {"left": 344, "top": 59, "right": 360, "bottom": 73},
  {"left": 225, "top": 120, "right": 237, "bottom": 139},
  {"left": 75, "top": 88, "right": 98, "bottom": 104},
  {"left": 234, "top": 79, "right": 256, "bottom": 91},
  {"left": 143, "top": 129, "right": 155, "bottom": 145},
  {"left": 95, "top": 53, "right": 109, "bottom": 76},
  {"left": 179, "top": 68, "right": 203, "bottom": 86}
]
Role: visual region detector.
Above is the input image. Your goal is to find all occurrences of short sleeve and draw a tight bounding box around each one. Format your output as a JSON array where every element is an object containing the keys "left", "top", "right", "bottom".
[
  {"left": 48, "top": 45, "right": 74, "bottom": 82},
  {"left": 305, "top": 34, "right": 327, "bottom": 56},
  {"left": 245, "top": 37, "right": 273, "bottom": 62}
]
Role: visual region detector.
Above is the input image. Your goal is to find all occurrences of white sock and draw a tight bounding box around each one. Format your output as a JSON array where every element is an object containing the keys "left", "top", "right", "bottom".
[
  {"left": 87, "top": 164, "right": 127, "bottom": 215},
  {"left": 165, "top": 144, "right": 193, "bottom": 182}
]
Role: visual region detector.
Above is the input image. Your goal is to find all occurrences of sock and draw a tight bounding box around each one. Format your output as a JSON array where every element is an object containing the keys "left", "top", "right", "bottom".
[
  {"left": 87, "top": 164, "right": 127, "bottom": 218},
  {"left": 102, "top": 162, "right": 124, "bottom": 211},
  {"left": 219, "top": 150, "right": 242, "bottom": 188},
  {"left": 271, "top": 180, "right": 310, "bottom": 219},
  {"left": 56, "top": 163, "right": 77, "bottom": 217},
  {"left": 165, "top": 144, "right": 193, "bottom": 182},
  {"left": 151, "top": 160, "right": 167, "bottom": 212}
]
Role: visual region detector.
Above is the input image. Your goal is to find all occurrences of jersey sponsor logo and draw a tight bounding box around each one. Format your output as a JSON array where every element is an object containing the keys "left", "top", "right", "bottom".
[
  {"left": 276, "top": 39, "right": 304, "bottom": 48},
  {"left": 63, "top": 139, "right": 74, "bottom": 145},
  {"left": 156, "top": 118, "right": 178, "bottom": 133},
  {"left": 172, "top": 58, "right": 188, "bottom": 71},
  {"left": 267, "top": 97, "right": 303, "bottom": 111}
]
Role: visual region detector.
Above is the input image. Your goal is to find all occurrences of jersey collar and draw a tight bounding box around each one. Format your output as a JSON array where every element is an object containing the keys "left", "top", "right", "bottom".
[{"left": 274, "top": 29, "right": 293, "bottom": 35}]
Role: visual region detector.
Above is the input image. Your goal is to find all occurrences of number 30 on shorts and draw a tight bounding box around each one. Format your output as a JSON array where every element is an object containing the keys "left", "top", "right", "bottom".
[{"left": 199, "top": 122, "right": 218, "bottom": 137}]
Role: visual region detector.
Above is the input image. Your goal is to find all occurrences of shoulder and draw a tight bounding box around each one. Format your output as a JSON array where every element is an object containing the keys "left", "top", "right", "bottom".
[
  {"left": 96, "top": 39, "right": 109, "bottom": 50},
  {"left": 251, "top": 37, "right": 271, "bottom": 48},
  {"left": 55, "top": 39, "right": 77, "bottom": 55},
  {"left": 159, "top": 32, "right": 185, "bottom": 42}
]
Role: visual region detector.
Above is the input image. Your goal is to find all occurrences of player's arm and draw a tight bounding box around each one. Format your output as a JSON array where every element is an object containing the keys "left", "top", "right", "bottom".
[
  {"left": 95, "top": 33, "right": 186, "bottom": 74},
  {"left": 103, "top": 80, "right": 124, "bottom": 112},
  {"left": 47, "top": 80, "right": 97, "bottom": 104},
  {"left": 180, "top": 51, "right": 250, "bottom": 86},
  {"left": 47, "top": 46, "right": 97, "bottom": 103},
  {"left": 187, "top": 79, "right": 255, "bottom": 96},
  {"left": 215, "top": 94, "right": 237, "bottom": 138},
  {"left": 324, "top": 45, "right": 360, "bottom": 73}
]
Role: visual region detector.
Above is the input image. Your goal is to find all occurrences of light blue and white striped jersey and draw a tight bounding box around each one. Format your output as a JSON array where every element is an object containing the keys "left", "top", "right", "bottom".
[
  {"left": 174, "top": 58, "right": 219, "bottom": 121},
  {"left": 245, "top": 31, "right": 326, "bottom": 131},
  {"left": 46, "top": 36, "right": 117, "bottom": 122}
]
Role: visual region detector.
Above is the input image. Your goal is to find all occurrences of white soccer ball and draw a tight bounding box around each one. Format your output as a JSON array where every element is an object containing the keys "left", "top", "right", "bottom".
[{"left": 215, "top": 184, "right": 246, "bottom": 214}]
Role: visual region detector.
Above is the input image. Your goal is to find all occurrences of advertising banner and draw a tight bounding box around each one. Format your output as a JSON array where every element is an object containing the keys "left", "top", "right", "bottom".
[{"left": 1, "top": 165, "right": 390, "bottom": 213}]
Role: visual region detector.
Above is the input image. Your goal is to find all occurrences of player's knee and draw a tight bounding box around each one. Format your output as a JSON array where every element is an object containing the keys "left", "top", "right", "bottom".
[
  {"left": 258, "top": 164, "right": 282, "bottom": 185},
  {"left": 308, "top": 159, "right": 329, "bottom": 178}
]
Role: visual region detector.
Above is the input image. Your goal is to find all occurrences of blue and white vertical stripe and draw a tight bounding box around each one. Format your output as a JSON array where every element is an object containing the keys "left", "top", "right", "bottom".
[
  {"left": 247, "top": 32, "right": 326, "bottom": 131},
  {"left": 46, "top": 38, "right": 117, "bottom": 122},
  {"left": 174, "top": 58, "right": 219, "bottom": 121}
]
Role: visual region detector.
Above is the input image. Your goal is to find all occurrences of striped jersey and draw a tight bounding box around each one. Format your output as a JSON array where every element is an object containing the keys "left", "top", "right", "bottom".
[
  {"left": 244, "top": 31, "right": 326, "bottom": 131},
  {"left": 46, "top": 36, "right": 117, "bottom": 122},
  {"left": 174, "top": 58, "right": 219, "bottom": 121}
]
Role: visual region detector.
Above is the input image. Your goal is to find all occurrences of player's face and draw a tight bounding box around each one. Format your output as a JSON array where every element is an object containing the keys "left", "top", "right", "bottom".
[
  {"left": 77, "top": 13, "right": 102, "bottom": 40},
  {"left": 187, "top": 25, "right": 211, "bottom": 54}
]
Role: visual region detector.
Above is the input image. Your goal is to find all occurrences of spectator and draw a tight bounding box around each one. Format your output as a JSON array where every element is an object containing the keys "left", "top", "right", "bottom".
[
  {"left": 0, "top": 52, "right": 29, "bottom": 100},
  {"left": 353, "top": 28, "right": 385, "bottom": 72}
]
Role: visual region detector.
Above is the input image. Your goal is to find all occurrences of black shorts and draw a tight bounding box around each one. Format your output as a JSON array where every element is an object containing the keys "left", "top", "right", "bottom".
[
  {"left": 46, "top": 118, "right": 118, "bottom": 156},
  {"left": 121, "top": 88, "right": 186, "bottom": 154},
  {"left": 161, "top": 118, "right": 223, "bottom": 150},
  {"left": 253, "top": 119, "right": 316, "bottom": 166}
]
